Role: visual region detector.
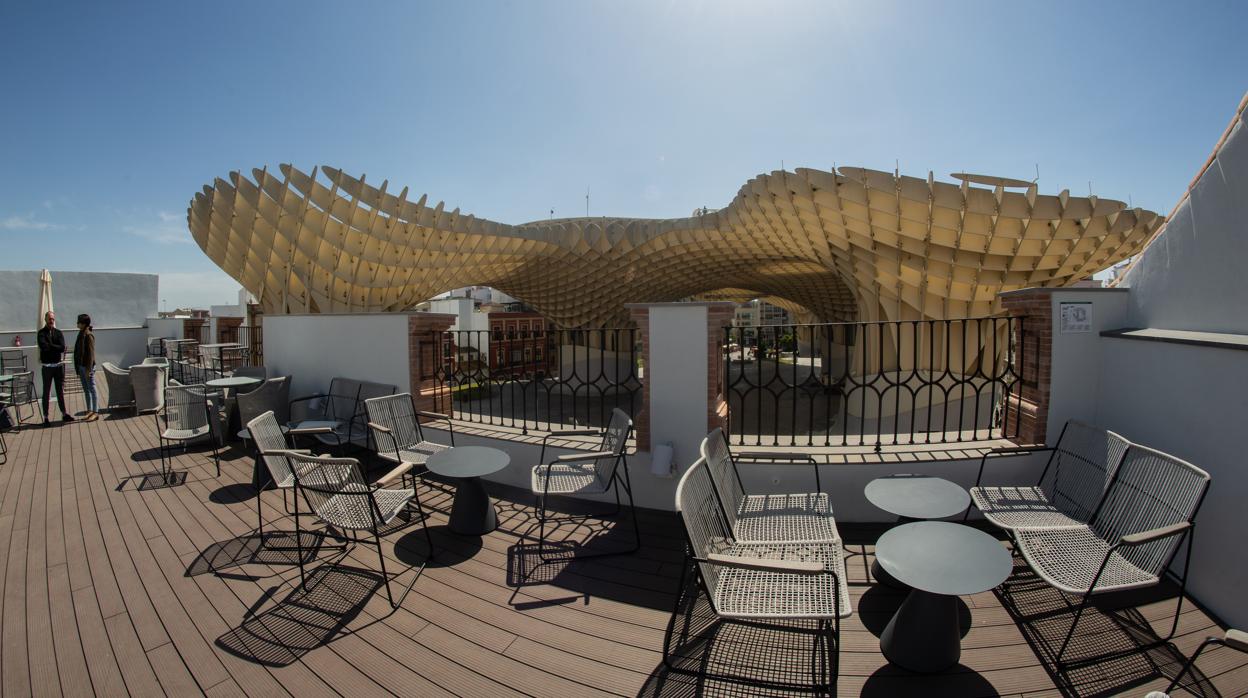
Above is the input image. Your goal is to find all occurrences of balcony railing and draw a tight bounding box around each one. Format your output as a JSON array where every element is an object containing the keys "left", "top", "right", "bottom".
[
  {"left": 431, "top": 327, "right": 640, "bottom": 432},
  {"left": 724, "top": 317, "right": 1023, "bottom": 447}
]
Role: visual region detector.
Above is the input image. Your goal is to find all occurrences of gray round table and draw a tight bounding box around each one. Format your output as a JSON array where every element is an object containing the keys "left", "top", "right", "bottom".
[
  {"left": 876, "top": 521, "right": 1012, "bottom": 673},
  {"left": 866, "top": 475, "right": 971, "bottom": 588},
  {"left": 205, "top": 376, "right": 262, "bottom": 391},
  {"left": 426, "top": 446, "right": 510, "bottom": 535}
]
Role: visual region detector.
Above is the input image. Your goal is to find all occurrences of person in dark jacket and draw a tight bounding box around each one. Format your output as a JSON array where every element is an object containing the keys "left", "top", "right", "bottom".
[
  {"left": 74, "top": 313, "right": 99, "bottom": 421},
  {"left": 37, "top": 311, "right": 73, "bottom": 423}
]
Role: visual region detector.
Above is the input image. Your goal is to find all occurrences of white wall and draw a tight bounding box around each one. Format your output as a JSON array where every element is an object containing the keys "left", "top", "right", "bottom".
[
  {"left": 646, "top": 304, "right": 715, "bottom": 478},
  {"left": 0, "top": 270, "right": 157, "bottom": 333},
  {"left": 262, "top": 313, "right": 413, "bottom": 398},
  {"left": 0, "top": 326, "right": 148, "bottom": 375},
  {"left": 1094, "top": 337, "right": 1245, "bottom": 628},
  {"left": 1038, "top": 289, "right": 1130, "bottom": 439},
  {"left": 1119, "top": 104, "right": 1247, "bottom": 333},
  {"left": 145, "top": 317, "right": 185, "bottom": 341}
]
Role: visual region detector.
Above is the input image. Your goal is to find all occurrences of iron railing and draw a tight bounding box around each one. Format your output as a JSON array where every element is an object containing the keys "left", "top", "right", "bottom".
[
  {"left": 724, "top": 317, "right": 1023, "bottom": 447},
  {"left": 430, "top": 327, "right": 640, "bottom": 432}
]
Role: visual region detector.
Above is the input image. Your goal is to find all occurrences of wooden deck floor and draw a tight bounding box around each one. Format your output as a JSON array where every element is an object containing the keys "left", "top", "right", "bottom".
[{"left": 1, "top": 385, "right": 1244, "bottom": 697}]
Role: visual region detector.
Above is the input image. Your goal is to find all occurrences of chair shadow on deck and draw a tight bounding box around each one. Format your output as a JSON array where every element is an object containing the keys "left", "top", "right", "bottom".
[
  {"left": 185, "top": 530, "right": 324, "bottom": 580},
  {"left": 995, "top": 555, "right": 1216, "bottom": 697},
  {"left": 215, "top": 564, "right": 383, "bottom": 667},
  {"left": 640, "top": 565, "right": 839, "bottom": 697}
]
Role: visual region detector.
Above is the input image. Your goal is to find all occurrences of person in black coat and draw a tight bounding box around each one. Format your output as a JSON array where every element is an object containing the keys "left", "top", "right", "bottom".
[{"left": 37, "top": 311, "right": 73, "bottom": 423}]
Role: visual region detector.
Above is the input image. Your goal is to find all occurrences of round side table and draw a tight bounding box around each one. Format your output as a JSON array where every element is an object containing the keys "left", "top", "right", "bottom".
[
  {"left": 427, "top": 446, "right": 511, "bottom": 535},
  {"left": 865, "top": 475, "right": 970, "bottom": 588},
  {"left": 876, "top": 521, "right": 1012, "bottom": 673}
]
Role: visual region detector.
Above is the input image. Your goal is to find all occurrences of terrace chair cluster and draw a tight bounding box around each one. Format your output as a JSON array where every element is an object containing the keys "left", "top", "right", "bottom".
[{"left": 969, "top": 420, "right": 1211, "bottom": 667}]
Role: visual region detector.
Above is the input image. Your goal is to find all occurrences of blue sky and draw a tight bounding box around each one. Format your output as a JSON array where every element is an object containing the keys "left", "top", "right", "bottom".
[{"left": 2, "top": 1, "right": 1245, "bottom": 309}]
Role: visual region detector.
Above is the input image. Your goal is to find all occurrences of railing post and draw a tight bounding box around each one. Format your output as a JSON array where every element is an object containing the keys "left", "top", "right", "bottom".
[
  {"left": 625, "top": 302, "right": 735, "bottom": 462},
  {"left": 408, "top": 313, "right": 457, "bottom": 413},
  {"left": 998, "top": 290, "right": 1053, "bottom": 445}
]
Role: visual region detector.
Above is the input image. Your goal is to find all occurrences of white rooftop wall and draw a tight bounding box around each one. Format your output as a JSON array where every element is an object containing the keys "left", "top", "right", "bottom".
[{"left": 0, "top": 270, "right": 157, "bottom": 332}]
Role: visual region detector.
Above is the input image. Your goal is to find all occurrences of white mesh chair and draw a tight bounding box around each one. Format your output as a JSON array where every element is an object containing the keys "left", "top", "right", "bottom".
[
  {"left": 1014, "top": 443, "right": 1210, "bottom": 667},
  {"left": 131, "top": 364, "right": 166, "bottom": 413},
  {"left": 155, "top": 384, "right": 222, "bottom": 484},
  {"left": 969, "top": 420, "right": 1129, "bottom": 532},
  {"left": 666, "top": 457, "right": 851, "bottom": 692},
  {"left": 530, "top": 408, "right": 639, "bottom": 559},
  {"left": 101, "top": 362, "right": 134, "bottom": 410},
  {"left": 246, "top": 410, "right": 310, "bottom": 548},
  {"left": 289, "top": 452, "right": 433, "bottom": 608},
  {"left": 699, "top": 428, "right": 838, "bottom": 544},
  {"left": 365, "top": 393, "right": 453, "bottom": 476},
  {"left": 1154, "top": 629, "right": 1248, "bottom": 697}
]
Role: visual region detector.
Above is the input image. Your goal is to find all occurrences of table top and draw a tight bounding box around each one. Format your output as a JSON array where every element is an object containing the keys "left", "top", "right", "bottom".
[
  {"left": 205, "top": 376, "right": 262, "bottom": 389},
  {"left": 427, "top": 446, "right": 510, "bottom": 479},
  {"left": 865, "top": 475, "right": 971, "bottom": 520},
  {"left": 874, "top": 521, "right": 1012, "bottom": 596},
  {"left": 200, "top": 343, "right": 242, "bottom": 349}
]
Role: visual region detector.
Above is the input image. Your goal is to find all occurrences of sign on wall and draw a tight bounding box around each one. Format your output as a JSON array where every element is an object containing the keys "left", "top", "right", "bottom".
[{"left": 1060, "top": 302, "right": 1093, "bottom": 334}]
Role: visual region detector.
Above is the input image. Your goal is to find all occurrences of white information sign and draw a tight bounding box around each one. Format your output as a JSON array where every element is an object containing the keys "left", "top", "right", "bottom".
[{"left": 1060, "top": 302, "right": 1092, "bottom": 334}]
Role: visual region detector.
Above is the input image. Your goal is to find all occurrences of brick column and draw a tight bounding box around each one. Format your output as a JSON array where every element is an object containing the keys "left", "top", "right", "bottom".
[
  {"left": 408, "top": 313, "right": 457, "bottom": 413},
  {"left": 999, "top": 289, "right": 1052, "bottom": 445},
  {"left": 706, "top": 305, "right": 736, "bottom": 433},
  {"left": 627, "top": 306, "right": 651, "bottom": 451}
]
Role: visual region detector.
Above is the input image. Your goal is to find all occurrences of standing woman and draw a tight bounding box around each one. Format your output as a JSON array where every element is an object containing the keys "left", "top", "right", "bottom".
[{"left": 74, "top": 313, "right": 99, "bottom": 421}]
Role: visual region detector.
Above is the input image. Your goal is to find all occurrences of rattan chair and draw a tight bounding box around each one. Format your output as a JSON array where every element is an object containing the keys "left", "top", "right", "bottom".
[
  {"left": 131, "top": 364, "right": 167, "bottom": 413},
  {"left": 289, "top": 452, "right": 433, "bottom": 608},
  {"left": 155, "top": 384, "right": 221, "bottom": 483},
  {"left": 290, "top": 378, "right": 396, "bottom": 453},
  {"left": 101, "top": 362, "right": 134, "bottom": 410},
  {"left": 0, "top": 371, "right": 40, "bottom": 429},
  {"left": 237, "top": 377, "right": 291, "bottom": 440},
  {"left": 530, "top": 408, "right": 638, "bottom": 560},
  {"left": 1014, "top": 443, "right": 1210, "bottom": 667},
  {"left": 699, "top": 428, "right": 838, "bottom": 544},
  {"left": 245, "top": 411, "right": 314, "bottom": 550},
  {"left": 666, "top": 456, "right": 851, "bottom": 692},
  {"left": 969, "top": 420, "right": 1129, "bottom": 532},
  {"left": 365, "top": 393, "right": 453, "bottom": 476}
]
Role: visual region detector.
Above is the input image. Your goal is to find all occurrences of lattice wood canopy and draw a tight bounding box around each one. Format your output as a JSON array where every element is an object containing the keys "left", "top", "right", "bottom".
[{"left": 188, "top": 164, "right": 1162, "bottom": 327}]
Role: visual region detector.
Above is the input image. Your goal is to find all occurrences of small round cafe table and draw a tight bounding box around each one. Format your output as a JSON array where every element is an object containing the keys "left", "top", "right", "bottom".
[
  {"left": 426, "top": 446, "right": 511, "bottom": 535},
  {"left": 865, "top": 475, "right": 970, "bottom": 588}
]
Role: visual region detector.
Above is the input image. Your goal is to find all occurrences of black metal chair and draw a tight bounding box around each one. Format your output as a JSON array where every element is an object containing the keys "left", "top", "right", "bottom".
[
  {"left": 529, "top": 408, "right": 639, "bottom": 560},
  {"left": 288, "top": 452, "right": 434, "bottom": 608}
]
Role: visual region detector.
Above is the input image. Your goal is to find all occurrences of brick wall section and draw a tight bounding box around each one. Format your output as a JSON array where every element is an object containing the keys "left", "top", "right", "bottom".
[
  {"left": 999, "top": 290, "right": 1052, "bottom": 446},
  {"left": 706, "top": 305, "right": 736, "bottom": 434},
  {"left": 627, "top": 306, "right": 651, "bottom": 451},
  {"left": 407, "top": 314, "right": 457, "bottom": 413}
]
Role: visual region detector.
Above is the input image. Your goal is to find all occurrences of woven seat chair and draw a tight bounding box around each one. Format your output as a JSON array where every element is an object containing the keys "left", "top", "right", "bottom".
[
  {"left": 530, "top": 408, "right": 639, "bottom": 560},
  {"left": 969, "top": 420, "right": 1130, "bottom": 533},
  {"left": 666, "top": 457, "right": 851, "bottom": 692},
  {"left": 0, "top": 371, "right": 40, "bottom": 430},
  {"left": 365, "top": 393, "right": 453, "bottom": 476},
  {"left": 244, "top": 410, "right": 334, "bottom": 555},
  {"left": 1150, "top": 629, "right": 1248, "bottom": 697},
  {"left": 288, "top": 452, "right": 433, "bottom": 608},
  {"left": 699, "top": 428, "right": 838, "bottom": 544},
  {"left": 101, "top": 362, "right": 134, "bottom": 411},
  {"left": 154, "top": 384, "right": 222, "bottom": 484},
  {"left": 131, "top": 364, "right": 167, "bottom": 413},
  {"left": 290, "top": 378, "right": 396, "bottom": 453},
  {"left": 1015, "top": 443, "right": 1210, "bottom": 667}
]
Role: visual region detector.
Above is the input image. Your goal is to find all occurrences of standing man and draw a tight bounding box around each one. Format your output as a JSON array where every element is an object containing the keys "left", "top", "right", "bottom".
[
  {"left": 37, "top": 311, "right": 73, "bottom": 424},
  {"left": 74, "top": 313, "right": 99, "bottom": 421}
]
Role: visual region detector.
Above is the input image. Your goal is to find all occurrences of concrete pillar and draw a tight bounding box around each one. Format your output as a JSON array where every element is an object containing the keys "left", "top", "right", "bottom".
[
  {"left": 626, "top": 302, "right": 735, "bottom": 471},
  {"left": 408, "top": 313, "right": 457, "bottom": 413}
]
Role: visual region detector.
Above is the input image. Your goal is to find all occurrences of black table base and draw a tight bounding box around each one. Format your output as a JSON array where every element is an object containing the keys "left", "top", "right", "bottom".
[
  {"left": 448, "top": 476, "right": 498, "bottom": 535},
  {"left": 881, "top": 588, "right": 962, "bottom": 673}
]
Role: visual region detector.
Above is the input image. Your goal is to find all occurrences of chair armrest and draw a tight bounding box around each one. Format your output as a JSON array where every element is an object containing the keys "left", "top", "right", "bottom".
[
  {"left": 973, "top": 444, "right": 1057, "bottom": 487},
  {"left": 260, "top": 448, "right": 312, "bottom": 457},
  {"left": 1120, "top": 521, "right": 1192, "bottom": 547},
  {"left": 375, "top": 461, "right": 415, "bottom": 488},
  {"left": 539, "top": 428, "right": 601, "bottom": 462},
  {"left": 1223, "top": 629, "right": 1248, "bottom": 653},
  {"left": 368, "top": 422, "right": 392, "bottom": 434},
  {"left": 416, "top": 411, "right": 450, "bottom": 421},
  {"left": 704, "top": 553, "right": 825, "bottom": 575},
  {"left": 289, "top": 425, "right": 334, "bottom": 436},
  {"left": 555, "top": 450, "right": 613, "bottom": 463},
  {"left": 288, "top": 394, "right": 325, "bottom": 406}
]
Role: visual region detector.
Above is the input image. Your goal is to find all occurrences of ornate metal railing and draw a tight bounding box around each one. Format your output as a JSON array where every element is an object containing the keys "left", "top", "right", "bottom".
[
  {"left": 431, "top": 327, "right": 640, "bottom": 432},
  {"left": 724, "top": 317, "right": 1023, "bottom": 447}
]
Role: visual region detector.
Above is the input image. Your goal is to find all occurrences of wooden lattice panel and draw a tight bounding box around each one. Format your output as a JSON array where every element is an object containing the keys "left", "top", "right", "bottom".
[{"left": 188, "top": 164, "right": 1163, "bottom": 327}]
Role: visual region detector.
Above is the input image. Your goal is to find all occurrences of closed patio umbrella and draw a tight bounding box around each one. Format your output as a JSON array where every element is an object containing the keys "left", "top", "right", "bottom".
[{"left": 37, "top": 269, "right": 54, "bottom": 329}]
